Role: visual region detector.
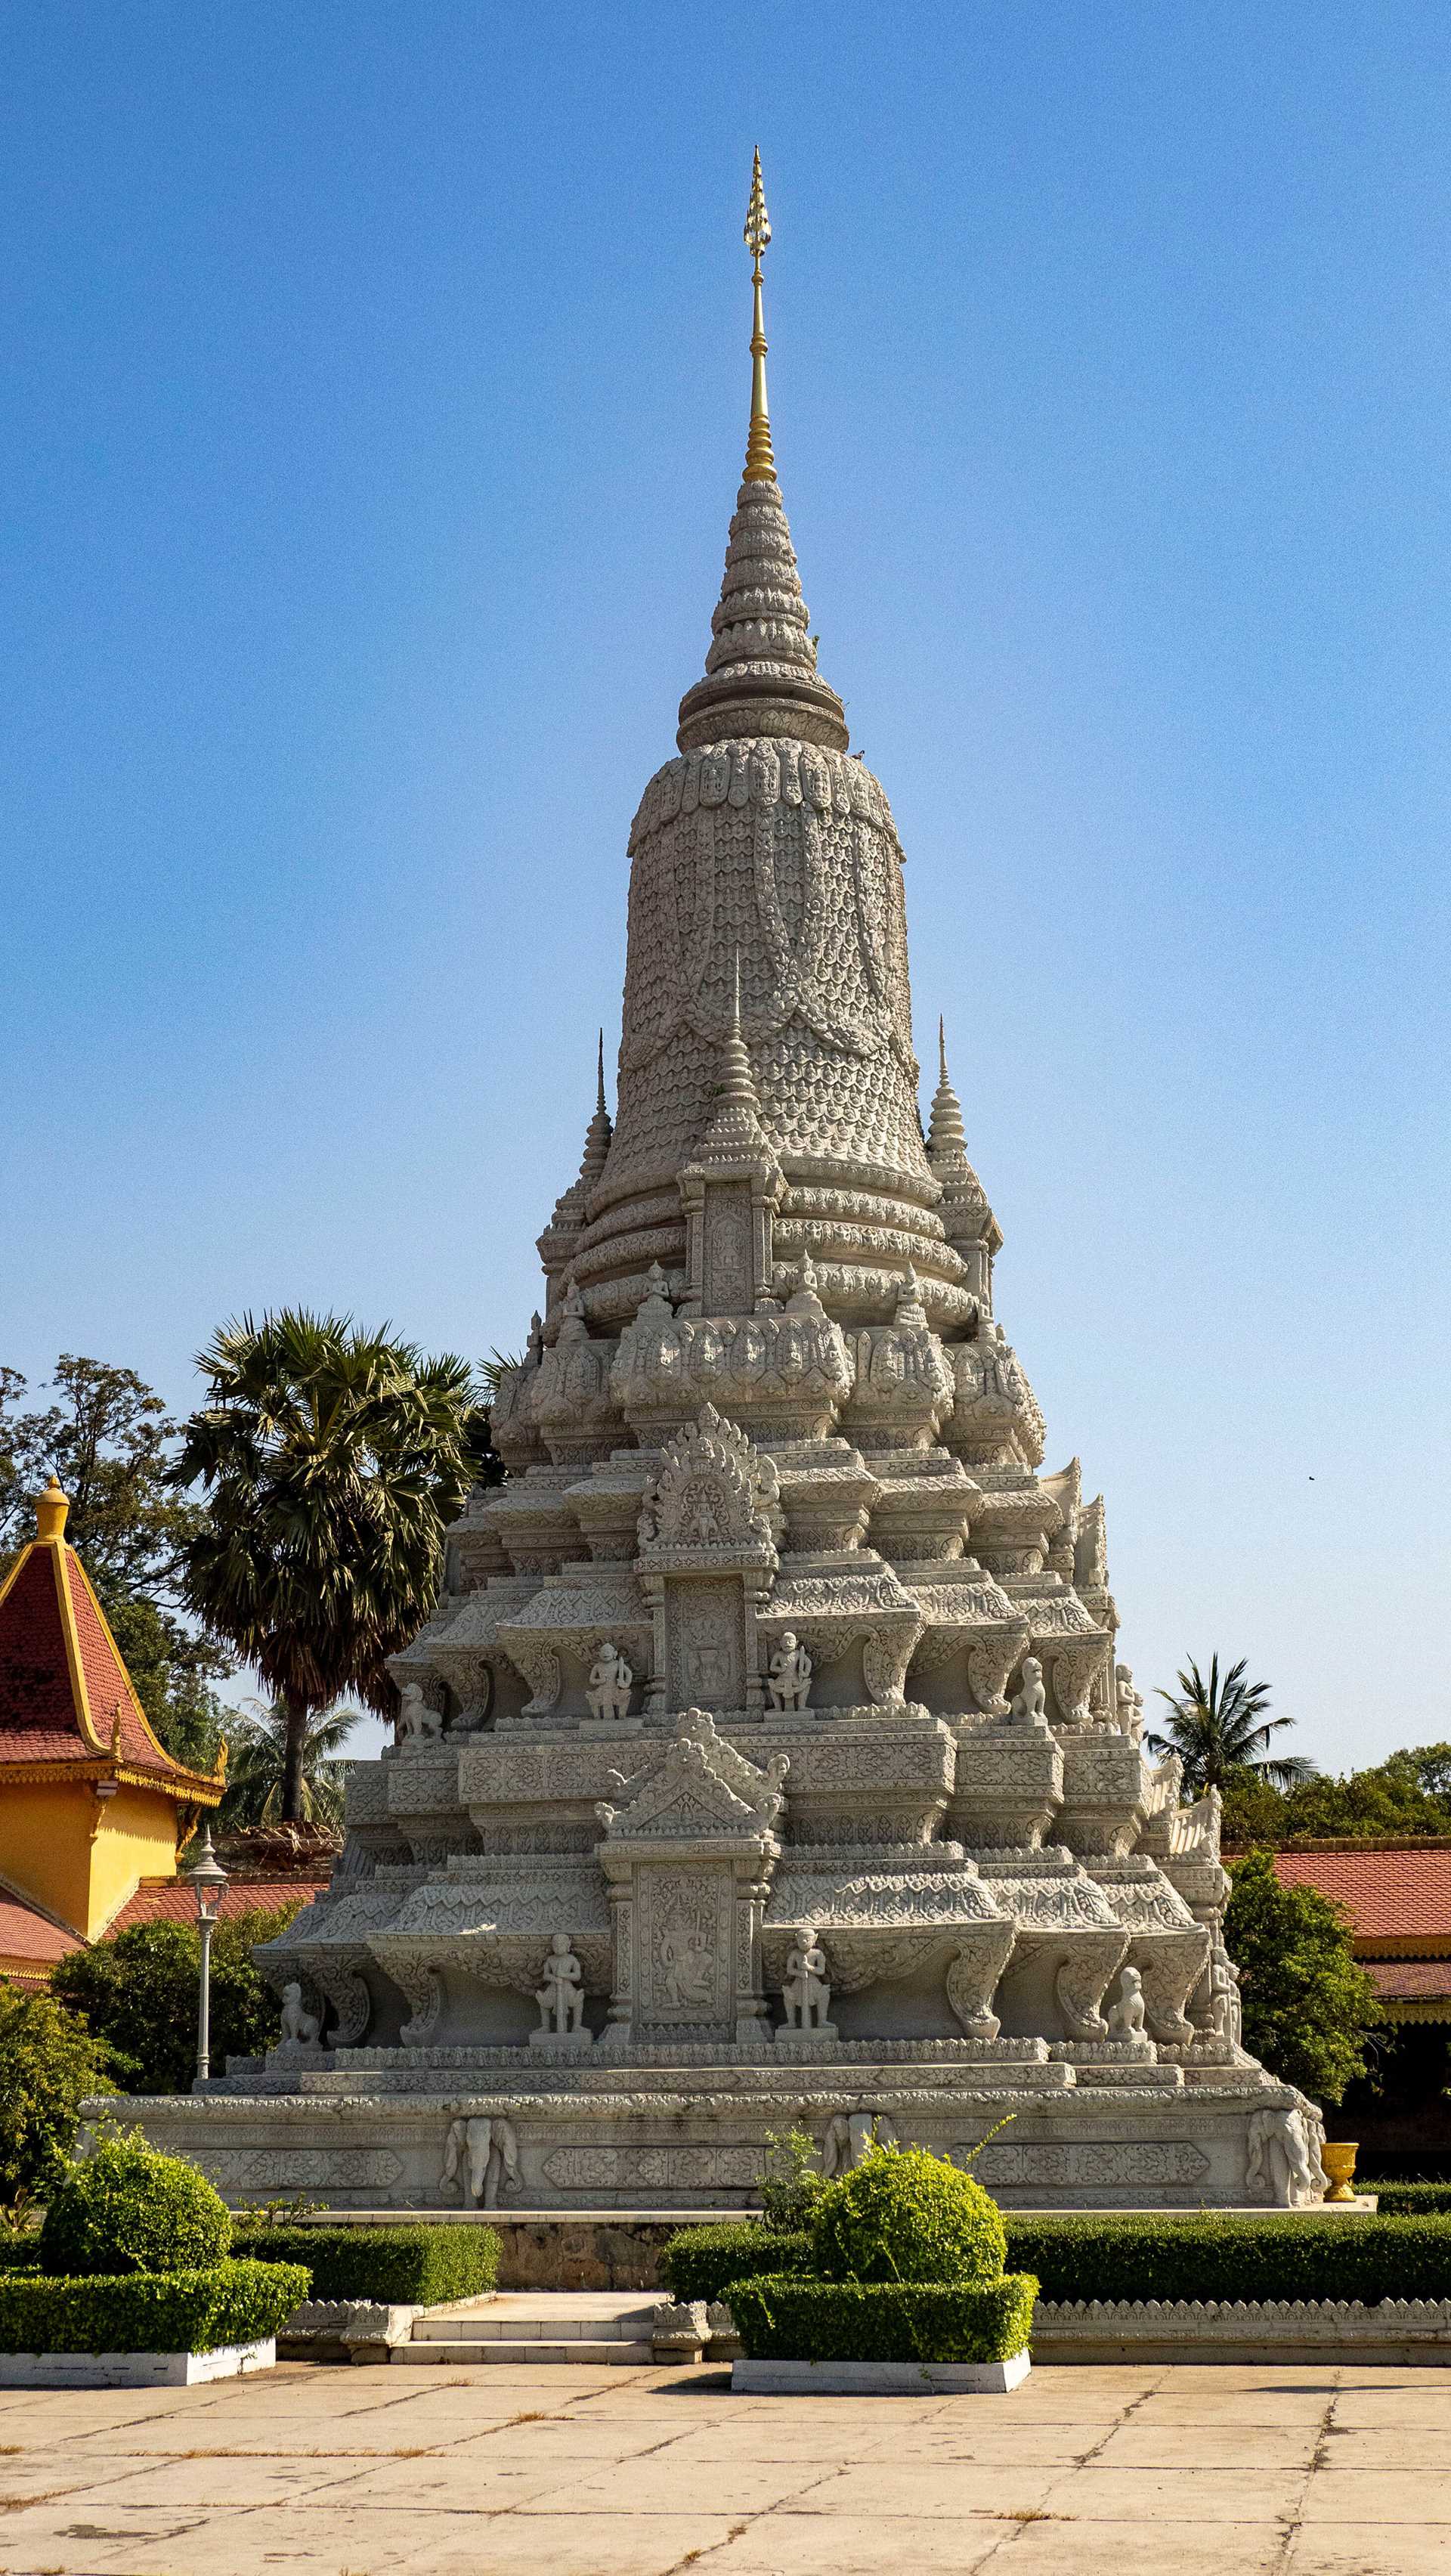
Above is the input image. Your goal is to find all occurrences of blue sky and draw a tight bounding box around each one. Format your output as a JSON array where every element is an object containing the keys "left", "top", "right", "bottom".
[{"left": 2, "top": 5, "right": 1446, "bottom": 1771}]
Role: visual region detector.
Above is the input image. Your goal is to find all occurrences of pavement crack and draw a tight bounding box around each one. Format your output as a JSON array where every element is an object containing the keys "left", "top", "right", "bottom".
[{"left": 1269, "top": 2377, "right": 1340, "bottom": 2573}]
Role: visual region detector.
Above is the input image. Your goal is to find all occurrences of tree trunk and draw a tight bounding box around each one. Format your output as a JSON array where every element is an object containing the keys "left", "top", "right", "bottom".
[{"left": 280, "top": 1696, "right": 308, "bottom": 1824}]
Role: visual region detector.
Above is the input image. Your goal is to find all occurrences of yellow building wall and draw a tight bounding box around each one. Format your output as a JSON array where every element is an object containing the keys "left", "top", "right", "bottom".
[{"left": 0, "top": 1779, "right": 180, "bottom": 1939}]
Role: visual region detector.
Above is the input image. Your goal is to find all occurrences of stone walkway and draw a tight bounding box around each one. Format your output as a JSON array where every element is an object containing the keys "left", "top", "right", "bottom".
[{"left": 0, "top": 2359, "right": 1442, "bottom": 2574}]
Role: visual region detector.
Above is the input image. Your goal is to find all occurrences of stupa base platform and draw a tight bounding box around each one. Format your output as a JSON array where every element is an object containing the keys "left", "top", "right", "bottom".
[{"left": 119, "top": 2042, "right": 1313, "bottom": 2212}]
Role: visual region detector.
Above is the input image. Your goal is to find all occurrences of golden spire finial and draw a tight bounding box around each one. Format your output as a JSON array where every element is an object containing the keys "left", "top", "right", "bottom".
[
  {"left": 742, "top": 147, "right": 775, "bottom": 483},
  {"left": 35, "top": 1475, "right": 69, "bottom": 1543}
]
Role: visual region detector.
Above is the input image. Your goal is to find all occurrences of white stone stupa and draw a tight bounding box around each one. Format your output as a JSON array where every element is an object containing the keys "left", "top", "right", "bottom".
[{"left": 136, "top": 158, "right": 1327, "bottom": 2215}]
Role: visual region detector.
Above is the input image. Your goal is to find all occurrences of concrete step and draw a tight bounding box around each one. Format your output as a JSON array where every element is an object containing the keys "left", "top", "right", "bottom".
[
  {"left": 394, "top": 2336, "right": 654, "bottom": 2367},
  {"left": 394, "top": 2290, "right": 660, "bottom": 2367},
  {"left": 413, "top": 2314, "right": 650, "bottom": 2342}
]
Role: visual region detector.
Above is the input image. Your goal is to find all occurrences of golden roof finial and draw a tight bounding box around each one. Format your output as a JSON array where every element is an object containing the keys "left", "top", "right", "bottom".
[
  {"left": 35, "top": 1475, "right": 69, "bottom": 1543},
  {"left": 743, "top": 147, "right": 775, "bottom": 484}
]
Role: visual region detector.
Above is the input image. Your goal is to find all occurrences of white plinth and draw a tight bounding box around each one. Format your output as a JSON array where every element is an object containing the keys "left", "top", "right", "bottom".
[
  {"left": 0, "top": 2338, "right": 277, "bottom": 2388},
  {"left": 732, "top": 2351, "right": 1031, "bottom": 2395}
]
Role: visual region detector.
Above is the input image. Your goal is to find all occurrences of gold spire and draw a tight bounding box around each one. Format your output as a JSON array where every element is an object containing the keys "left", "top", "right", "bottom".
[
  {"left": 35, "top": 1475, "right": 68, "bottom": 1543},
  {"left": 743, "top": 147, "right": 775, "bottom": 483}
]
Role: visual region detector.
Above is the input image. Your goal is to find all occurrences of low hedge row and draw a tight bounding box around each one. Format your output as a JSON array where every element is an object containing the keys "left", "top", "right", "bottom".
[
  {"left": 1372, "top": 2185, "right": 1451, "bottom": 2217},
  {"left": 1004, "top": 2215, "right": 1451, "bottom": 2306},
  {"left": 661, "top": 2225, "right": 811, "bottom": 2305},
  {"left": 0, "top": 2259, "right": 309, "bottom": 2358},
  {"left": 729, "top": 2273, "right": 1038, "bottom": 2364},
  {"left": 661, "top": 2212, "right": 1451, "bottom": 2310},
  {"left": 229, "top": 2224, "right": 498, "bottom": 2305}
]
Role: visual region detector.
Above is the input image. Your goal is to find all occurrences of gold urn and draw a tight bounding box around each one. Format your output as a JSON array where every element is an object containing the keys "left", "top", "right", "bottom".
[{"left": 1321, "top": 2141, "right": 1359, "bottom": 2203}]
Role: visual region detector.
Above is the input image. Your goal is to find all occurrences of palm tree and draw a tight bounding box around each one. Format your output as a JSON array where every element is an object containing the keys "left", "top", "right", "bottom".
[
  {"left": 218, "top": 1697, "right": 360, "bottom": 1831},
  {"left": 171, "top": 1311, "right": 484, "bottom": 1821},
  {"left": 1146, "top": 1655, "right": 1318, "bottom": 1796}
]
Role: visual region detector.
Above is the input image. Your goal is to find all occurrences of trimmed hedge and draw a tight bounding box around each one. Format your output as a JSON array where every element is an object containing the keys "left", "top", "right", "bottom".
[
  {"left": 811, "top": 2146, "right": 1006, "bottom": 2288},
  {"left": 230, "top": 2224, "right": 499, "bottom": 2305},
  {"left": 661, "top": 2224, "right": 812, "bottom": 2305},
  {"left": 0, "top": 2259, "right": 309, "bottom": 2357},
  {"left": 729, "top": 2272, "right": 1038, "bottom": 2364},
  {"left": 1372, "top": 2185, "right": 1451, "bottom": 2217},
  {"left": 40, "top": 2138, "right": 230, "bottom": 2280},
  {"left": 1003, "top": 2213, "right": 1451, "bottom": 2306},
  {"left": 663, "top": 2212, "right": 1451, "bottom": 2311}
]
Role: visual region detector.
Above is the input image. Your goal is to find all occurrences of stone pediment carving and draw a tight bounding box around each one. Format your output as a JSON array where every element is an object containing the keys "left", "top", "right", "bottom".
[
  {"left": 614, "top": 1296, "right": 852, "bottom": 1439},
  {"left": 636, "top": 1404, "right": 781, "bottom": 1568},
  {"left": 842, "top": 1270, "right": 954, "bottom": 1443},
  {"left": 596, "top": 1707, "right": 787, "bottom": 1842},
  {"left": 976, "top": 1865, "right": 1122, "bottom": 1931},
  {"left": 529, "top": 1280, "right": 618, "bottom": 1458},
  {"left": 942, "top": 1333, "right": 1046, "bottom": 1469}
]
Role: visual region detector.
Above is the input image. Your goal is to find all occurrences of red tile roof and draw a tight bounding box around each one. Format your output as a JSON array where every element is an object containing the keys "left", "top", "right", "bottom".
[
  {"left": 1366, "top": 1959, "right": 1451, "bottom": 2002},
  {"left": 0, "top": 1888, "right": 84, "bottom": 1971},
  {"left": 0, "top": 1525, "right": 219, "bottom": 1797},
  {"left": 1271, "top": 1845, "right": 1451, "bottom": 1947},
  {"left": 107, "top": 1873, "right": 330, "bottom": 1935}
]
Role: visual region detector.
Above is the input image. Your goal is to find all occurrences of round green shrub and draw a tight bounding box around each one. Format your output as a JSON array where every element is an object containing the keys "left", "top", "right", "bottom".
[
  {"left": 809, "top": 2144, "right": 1007, "bottom": 2287},
  {"left": 39, "top": 2135, "right": 231, "bottom": 2280}
]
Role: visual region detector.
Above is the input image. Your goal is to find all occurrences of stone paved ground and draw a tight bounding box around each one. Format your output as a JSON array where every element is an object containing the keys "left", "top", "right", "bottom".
[{"left": 0, "top": 2360, "right": 1443, "bottom": 2575}]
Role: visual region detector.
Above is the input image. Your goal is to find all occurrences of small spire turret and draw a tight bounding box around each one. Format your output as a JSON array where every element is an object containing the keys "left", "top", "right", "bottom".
[
  {"left": 693, "top": 952, "right": 772, "bottom": 1160},
  {"left": 743, "top": 147, "right": 775, "bottom": 485},
  {"left": 926, "top": 1023, "right": 1002, "bottom": 1310},
  {"left": 927, "top": 1017, "right": 970, "bottom": 1163},
  {"left": 675, "top": 156, "right": 848, "bottom": 753},
  {"left": 575, "top": 1029, "right": 614, "bottom": 1189}
]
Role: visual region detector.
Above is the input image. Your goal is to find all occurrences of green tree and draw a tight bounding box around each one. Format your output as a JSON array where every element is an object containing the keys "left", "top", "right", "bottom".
[
  {"left": 1147, "top": 1655, "right": 1316, "bottom": 1796},
  {"left": 0, "top": 1983, "right": 116, "bottom": 2199},
  {"left": 52, "top": 1905, "right": 306, "bottom": 2096},
  {"left": 1225, "top": 1850, "right": 1382, "bottom": 2103},
  {"left": 218, "top": 1698, "right": 358, "bottom": 1831},
  {"left": 0, "top": 1358, "right": 232, "bottom": 1768},
  {"left": 171, "top": 1312, "right": 483, "bottom": 1821},
  {"left": 1221, "top": 1742, "right": 1451, "bottom": 1850}
]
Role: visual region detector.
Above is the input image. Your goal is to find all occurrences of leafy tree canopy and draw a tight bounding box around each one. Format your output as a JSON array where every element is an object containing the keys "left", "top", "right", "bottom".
[
  {"left": 1225, "top": 1850, "right": 1382, "bottom": 2104},
  {"left": 52, "top": 1905, "right": 305, "bottom": 2097},
  {"left": 171, "top": 1311, "right": 485, "bottom": 1819},
  {"left": 1221, "top": 1744, "right": 1451, "bottom": 1847},
  {"left": 0, "top": 1357, "right": 232, "bottom": 1769},
  {"left": 218, "top": 1698, "right": 358, "bottom": 1833},
  {"left": 1147, "top": 1653, "right": 1316, "bottom": 1797},
  {"left": 0, "top": 1983, "right": 116, "bottom": 2200}
]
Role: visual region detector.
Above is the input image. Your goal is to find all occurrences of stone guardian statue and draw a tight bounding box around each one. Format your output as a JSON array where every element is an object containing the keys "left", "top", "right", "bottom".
[
  {"left": 766, "top": 1631, "right": 812, "bottom": 1712},
  {"left": 781, "top": 1924, "right": 832, "bottom": 2032},
  {"left": 586, "top": 1642, "right": 634, "bottom": 1722},
  {"left": 534, "top": 1932, "right": 586, "bottom": 2039}
]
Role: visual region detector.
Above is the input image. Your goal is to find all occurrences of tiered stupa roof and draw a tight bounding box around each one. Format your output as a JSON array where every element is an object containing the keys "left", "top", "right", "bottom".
[
  {"left": 0, "top": 1478, "right": 221, "bottom": 1801},
  {"left": 125, "top": 157, "right": 1316, "bottom": 2225}
]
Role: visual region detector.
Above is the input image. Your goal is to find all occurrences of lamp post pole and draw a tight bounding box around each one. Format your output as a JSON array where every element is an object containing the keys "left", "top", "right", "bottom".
[{"left": 187, "top": 1826, "right": 229, "bottom": 2089}]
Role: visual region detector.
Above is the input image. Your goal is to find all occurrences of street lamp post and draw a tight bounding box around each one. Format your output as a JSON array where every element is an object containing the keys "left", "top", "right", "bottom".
[{"left": 187, "top": 1826, "right": 230, "bottom": 2088}]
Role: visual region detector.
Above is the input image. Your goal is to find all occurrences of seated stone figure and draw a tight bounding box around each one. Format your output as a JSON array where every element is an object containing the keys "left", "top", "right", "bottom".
[
  {"left": 398, "top": 1680, "right": 443, "bottom": 1744},
  {"left": 534, "top": 1931, "right": 585, "bottom": 2037},
  {"left": 781, "top": 1924, "right": 832, "bottom": 2031},
  {"left": 277, "top": 1980, "right": 321, "bottom": 2050},
  {"left": 1106, "top": 1964, "right": 1146, "bottom": 2039},
  {"left": 766, "top": 1631, "right": 812, "bottom": 1712},
  {"left": 1008, "top": 1655, "right": 1049, "bottom": 1726},
  {"left": 587, "top": 1641, "right": 634, "bottom": 1722}
]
